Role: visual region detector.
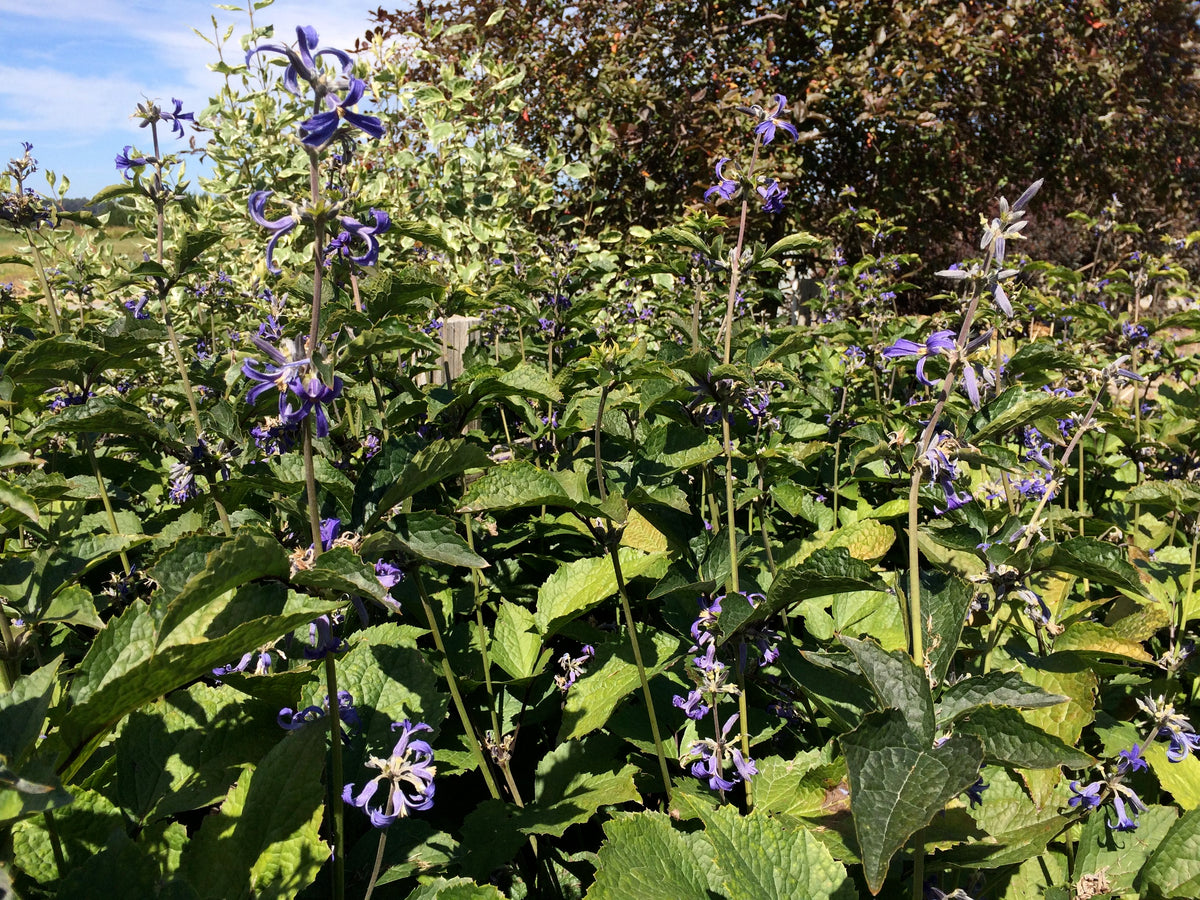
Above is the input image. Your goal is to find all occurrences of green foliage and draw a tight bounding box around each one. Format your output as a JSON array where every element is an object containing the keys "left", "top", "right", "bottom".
[{"left": 2, "top": 5, "right": 1200, "bottom": 899}]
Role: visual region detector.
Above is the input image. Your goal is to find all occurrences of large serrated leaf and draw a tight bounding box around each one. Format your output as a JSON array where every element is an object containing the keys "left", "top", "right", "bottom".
[
  {"left": 58, "top": 589, "right": 341, "bottom": 770},
  {"left": 535, "top": 548, "right": 667, "bottom": 636},
  {"left": 290, "top": 546, "right": 387, "bottom": 601},
  {"left": 559, "top": 630, "right": 685, "bottom": 741},
  {"left": 752, "top": 751, "right": 849, "bottom": 820},
  {"left": 367, "top": 512, "right": 488, "bottom": 568},
  {"left": 956, "top": 706, "right": 1094, "bottom": 768},
  {"left": 366, "top": 438, "right": 492, "bottom": 530},
  {"left": 968, "top": 388, "right": 1084, "bottom": 444},
  {"left": 1137, "top": 807, "right": 1200, "bottom": 897},
  {"left": 523, "top": 734, "right": 641, "bottom": 837},
  {"left": 0, "top": 477, "right": 39, "bottom": 524},
  {"left": 113, "top": 682, "right": 286, "bottom": 821},
  {"left": 763, "top": 549, "right": 886, "bottom": 623},
  {"left": 0, "top": 656, "right": 60, "bottom": 765},
  {"left": 458, "top": 461, "right": 574, "bottom": 512},
  {"left": 644, "top": 225, "right": 712, "bottom": 258},
  {"left": 490, "top": 601, "right": 546, "bottom": 680},
  {"left": 27, "top": 397, "right": 172, "bottom": 445},
  {"left": 840, "top": 710, "right": 983, "bottom": 894},
  {"left": 841, "top": 636, "right": 935, "bottom": 741},
  {"left": 1052, "top": 620, "right": 1153, "bottom": 661},
  {"left": 178, "top": 724, "right": 326, "bottom": 899},
  {"left": 1075, "top": 803, "right": 1177, "bottom": 896},
  {"left": 586, "top": 811, "right": 716, "bottom": 900},
  {"left": 337, "top": 623, "right": 448, "bottom": 754},
  {"left": 936, "top": 672, "right": 1068, "bottom": 725},
  {"left": 1015, "top": 657, "right": 1097, "bottom": 807},
  {"left": 763, "top": 231, "right": 824, "bottom": 260},
  {"left": 1034, "top": 537, "right": 1145, "bottom": 595},
  {"left": 921, "top": 570, "right": 974, "bottom": 687},
  {"left": 157, "top": 531, "right": 290, "bottom": 640},
  {"left": 675, "top": 796, "right": 856, "bottom": 900}
]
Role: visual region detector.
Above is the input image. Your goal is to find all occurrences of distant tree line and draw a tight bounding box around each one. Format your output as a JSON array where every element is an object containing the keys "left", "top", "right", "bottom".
[{"left": 359, "top": 0, "right": 1200, "bottom": 274}]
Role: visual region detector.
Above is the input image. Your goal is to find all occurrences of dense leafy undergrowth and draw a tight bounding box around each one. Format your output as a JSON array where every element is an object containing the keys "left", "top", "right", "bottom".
[{"left": 2, "top": 7, "right": 1200, "bottom": 900}]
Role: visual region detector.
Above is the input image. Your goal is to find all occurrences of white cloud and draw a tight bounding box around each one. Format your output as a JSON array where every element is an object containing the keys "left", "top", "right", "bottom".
[
  {"left": 0, "top": 1, "right": 388, "bottom": 193},
  {"left": 0, "top": 64, "right": 146, "bottom": 138}
]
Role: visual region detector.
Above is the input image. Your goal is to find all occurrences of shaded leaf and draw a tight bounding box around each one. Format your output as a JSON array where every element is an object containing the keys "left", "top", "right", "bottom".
[{"left": 840, "top": 710, "right": 983, "bottom": 894}]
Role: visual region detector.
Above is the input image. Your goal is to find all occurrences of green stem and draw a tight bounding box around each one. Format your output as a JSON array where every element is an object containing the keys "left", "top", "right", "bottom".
[
  {"left": 26, "top": 237, "right": 62, "bottom": 335},
  {"left": 44, "top": 809, "right": 67, "bottom": 876},
  {"left": 595, "top": 383, "right": 610, "bottom": 502},
  {"left": 907, "top": 469, "right": 924, "bottom": 665},
  {"left": 906, "top": 284, "right": 984, "bottom": 666},
  {"left": 722, "top": 412, "right": 739, "bottom": 594},
  {"left": 303, "top": 422, "right": 324, "bottom": 556},
  {"left": 88, "top": 441, "right": 132, "bottom": 575},
  {"left": 148, "top": 129, "right": 231, "bottom": 536},
  {"left": 324, "top": 654, "right": 345, "bottom": 900},
  {"left": 363, "top": 830, "right": 387, "bottom": 900},
  {"left": 720, "top": 137, "right": 762, "bottom": 366},
  {"left": 0, "top": 608, "right": 15, "bottom": 689},
  {"left": 1182, "top": 517, "right": 1198, "bottom": 647},
  {"left": 413, "top": 571, "right": 502, "bottom": 800},
  {"left": 736, "top": 665, "right": 753, "bottom": 811},
  {"left": 464, "top": 513, "right": 501, "bottom": 740},
  {"left": 609, "top": 545, "right": 673, "bottom": 795}
]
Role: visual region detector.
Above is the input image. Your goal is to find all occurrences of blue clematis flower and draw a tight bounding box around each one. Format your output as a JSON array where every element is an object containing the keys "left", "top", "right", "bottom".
[
  {"left": 689, "top": 594, "right": 723, "bottom": 646},
  {"left": 1068, "top": 780, "right": 1104, "bottom": 809},
  {"left": 672, "top": 688, "right": 711, "bottom": 721},
  {"left": 247, "top": 26, "right": 353, "bottom": 95},
  {"left": 115, "top": 146, "right": 150, "bottom": 180},
  {"left": 242, "top": 332, "right": 343, "bottom": 437},
  {"left": 1118, "top": 744, "right": 1149, "bottom": 774},
  {"left": 247, "top": 191, "right": 298, "bottom": 274},
  {"left": 343, "top": 719, "right": 437, "bottom": 827},
  {"left": 882, "top": 329, "right": 956, "bottom": 386},
  {"left": 331, "top": 208, "right": 391, "bottom": 267},
  {"left": 248, "top": 26, "right": 382, "bottom": 148},
  {"left": 757, "top": 178, "right": 788, "bottom": 214},
  {"left": 683, "top": 714, "right": 758, "bottom": 794},
  {"left": 1166, "top": 728, "right": 1200, "bottom": 762},
  {"left": 242, "top": 334, "right": 310, "bottom": 413},
  {"left": 300, "top": 77, "right": 384, "bottom": 148},
  {"left": 753, "top": 94, "right": 800, "bottom": 145},
  {"left": 1108, "top": 784, "right": 1146, "bottom": 832},
  {"left": 282, "top": 369, "right": 343, "bottom": 438},
  {"left": 703, "top": 158, "right": 739, "bottom": 203},
  {"left": 163, "top": 99, "right": 195, "bottom": 138},
  {"left": 964, "top": 777, "right": 988, "bottom": 808}
]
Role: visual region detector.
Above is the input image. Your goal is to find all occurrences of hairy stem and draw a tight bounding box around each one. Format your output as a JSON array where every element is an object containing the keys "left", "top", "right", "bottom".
[
  {"left": 324, "top": 653, "right": 345, "bottom": 900},
  {"left": 414, "top": 571, "right": 503, "bottom": 800},
  {"left": 609, "top": 545, "right": 673, "bottom": 795},
  {"left": 363, "top": 830, "right": 387, "bottom": 900}
]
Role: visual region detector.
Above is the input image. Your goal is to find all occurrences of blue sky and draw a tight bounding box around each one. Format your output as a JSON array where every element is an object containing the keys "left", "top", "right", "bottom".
[{"left": 0, "top": 0, "right": 384, "bottom": 198}]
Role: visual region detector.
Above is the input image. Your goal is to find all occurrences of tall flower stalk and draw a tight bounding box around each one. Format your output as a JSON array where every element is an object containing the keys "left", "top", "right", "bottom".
[
  {"left": 893, "top": 179, "right": 1042, "bottom": 668},
  {"left": 243, "top": 27, "right": 385, "bottom": 899}
]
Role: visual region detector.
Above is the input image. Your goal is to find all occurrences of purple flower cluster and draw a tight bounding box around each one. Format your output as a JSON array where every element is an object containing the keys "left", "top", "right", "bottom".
[
  {"left": 242, "top": 333, "right": 343, "bottom": 437},
  {"left": 343, "top": 719, "right": 437, "bottom": 827},
  {"left": 1069, "top": 744, "right": 1148, "bottom": 832},
  {"left": 923, "top": 433, "right": 973, "bottom": 514},
  {"left": 247, "top": 27, "right": 383, "bottom": 149},
  {"left": 279, "top": 690, "right": 362, "bottom": 739},
  {"left": 682, "top": 713, "right": 758, "bottom": 793},
  {"left": 1138, "top": 695, "right": 1200, "bottom": 762},
  {"left": 554, "top": 644, "right": 595, "bottom": 693}
]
